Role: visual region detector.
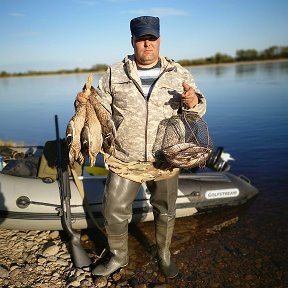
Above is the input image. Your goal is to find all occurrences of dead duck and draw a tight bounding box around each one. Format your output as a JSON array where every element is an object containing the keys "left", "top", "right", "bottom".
[
  {"left": 66, "top": 74, "right": 116, "bottom": 167},
  {"left": 66, "top": 75, "right": 93, "bottom": 166},
  {"left": 81, "top": 99, "right": 103, "bottom": 167},
  {"left": 66, "top": 103, "right": 86, "bottom": 166},
  {"left": 89, "top": 87, "right": 116, "bottom": 156}
]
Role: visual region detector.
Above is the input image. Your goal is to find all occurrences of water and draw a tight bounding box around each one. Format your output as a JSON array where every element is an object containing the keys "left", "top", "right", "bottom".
[
  {"left": 0, "top": 74, "right": 89, "bottom": 144},
  {"left": 1, "top": 61, "right": 287, "bottom": 286},
  {"left": 0, "top": 61, "right": 288, "bottom": 203},
  {"left": 190, "top": 61, "right": 288, "bottom": 204}
]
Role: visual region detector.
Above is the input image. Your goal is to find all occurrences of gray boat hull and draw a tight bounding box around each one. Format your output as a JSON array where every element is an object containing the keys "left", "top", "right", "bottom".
[{"left": 0, "top": 169, "right": 258, "bottom": 230}]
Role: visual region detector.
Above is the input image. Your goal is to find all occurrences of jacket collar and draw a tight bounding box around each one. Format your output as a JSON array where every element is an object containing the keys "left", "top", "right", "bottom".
[{"left": 123, "top": 55, "right": 177, "bottom": 75}]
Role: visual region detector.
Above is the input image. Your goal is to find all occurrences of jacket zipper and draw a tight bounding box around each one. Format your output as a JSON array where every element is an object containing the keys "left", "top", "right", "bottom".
[
  {"left": 127, "top": 64, "right": 175, "bottom": 161},
  {"left": 143, "top": 67, "right": 171, "bottom": 160}
]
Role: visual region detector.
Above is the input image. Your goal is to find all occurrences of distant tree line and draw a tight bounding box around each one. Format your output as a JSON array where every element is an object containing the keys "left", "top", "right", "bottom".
[
  {"left": 1, "top": 45, "right": 287, "bottom": 78},
  {"left": 0, "top": 64, "right": 109, "bottom": 78},
  {"left": 177, "top": 45, "right": 288, "bottom": 66}
]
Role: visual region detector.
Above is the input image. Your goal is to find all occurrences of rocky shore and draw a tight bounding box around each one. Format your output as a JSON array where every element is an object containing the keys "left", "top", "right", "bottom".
[
  {"left": 0, "top": 229, "right": 90, "bottom": 287},
  {"left": 0, "top": 197, "right": 287, "bottom": 287},
  {"left": 0, "top": 226, "right": 172, "bottom": 288}
]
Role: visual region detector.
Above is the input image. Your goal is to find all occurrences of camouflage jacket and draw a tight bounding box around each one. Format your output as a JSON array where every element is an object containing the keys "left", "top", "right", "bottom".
[{"left": 96, "top": 55, "right": 206, "bottom": 163}]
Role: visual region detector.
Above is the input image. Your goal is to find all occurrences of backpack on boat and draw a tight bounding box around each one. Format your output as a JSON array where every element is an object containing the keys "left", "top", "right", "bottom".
[{"left": 38, "top": 140, "right": 82, "bottom": 180}]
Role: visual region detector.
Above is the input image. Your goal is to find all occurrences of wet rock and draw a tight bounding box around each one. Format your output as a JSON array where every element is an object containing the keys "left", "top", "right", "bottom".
[
  {"left": 67, "top": 278, "right": 81, "bottom": 287},
  {"left": 94, "top": 276, "right": 108, "bottom": 287},
  {"left": 42, "top": 243, "right": 60, "bottom": 257},
  {"left": 56, "top": 259, "right": 69, "bottom": 266},
  {"left": 24, "top": 240, "right": 35, "bottom": 248},
  {"left": 0, "top": 203, "right": 287, "bottom": 288},
  {"left": 0, "top": 266, "right": 9, "bottom": 278},
  {"left": 49, "top": 230, "right": 60, "bottom": 240},
  {"left": 112, "top": 271, "right": 122, "bottom": 281},
  {"left": 10, "top": 267, "right": 22, "bottom": 277}
]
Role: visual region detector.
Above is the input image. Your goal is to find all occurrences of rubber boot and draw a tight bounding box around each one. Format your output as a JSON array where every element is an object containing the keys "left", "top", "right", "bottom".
[
  {"left": 155, "top": 215, "right": 179, "bottom": 278},
  {"left": 92, "top": 230, "right": 129, "bottom": 276},
  {"left": 92, "top": 172, "right": 141, "bottom": 277}
]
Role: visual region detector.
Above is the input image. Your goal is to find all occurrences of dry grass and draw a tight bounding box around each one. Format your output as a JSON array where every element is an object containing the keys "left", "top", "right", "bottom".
[{"left": 0, "top": 140, "right": 23, "bottom": 147}]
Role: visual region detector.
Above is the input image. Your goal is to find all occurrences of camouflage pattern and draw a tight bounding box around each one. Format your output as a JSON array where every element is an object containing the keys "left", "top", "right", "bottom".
[
  {"left": 103, "top": 153, "right": 179, "bottom": 183},
  {"left": 95, "top": 55, "right": 207, "bottom": 181}
]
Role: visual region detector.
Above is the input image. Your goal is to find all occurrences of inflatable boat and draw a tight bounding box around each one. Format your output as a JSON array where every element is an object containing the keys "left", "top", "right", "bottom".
[{"left": 0, "top": 144, "right": 258, "bottom": 231}]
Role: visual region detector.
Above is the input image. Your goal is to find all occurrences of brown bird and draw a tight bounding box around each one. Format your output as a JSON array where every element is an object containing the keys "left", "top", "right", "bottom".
[
  {"left": 81, "top": 99, "right": 103, "bottom": 167},
  {"left": 89, "top": 87, "right": 116, "bottom": 155},
  {"left": 66, "top": 74, "right": 93, "bottom": 166},
  {"left": 66, "top": 103, "right": 86, "bottom": 166},
  {"left": 66, "top": 74, "right": 116, "bottom": 168}
]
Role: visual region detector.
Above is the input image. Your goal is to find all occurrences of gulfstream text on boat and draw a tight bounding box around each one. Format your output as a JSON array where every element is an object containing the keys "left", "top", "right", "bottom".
[{"left": 205, "top": 189, "right": 239, "bottom": 199}]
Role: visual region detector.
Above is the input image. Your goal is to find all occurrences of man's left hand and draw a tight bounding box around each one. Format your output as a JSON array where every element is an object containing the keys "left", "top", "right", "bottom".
[{"left": 182, "top": 82, "right": 198, "bottom": 108}]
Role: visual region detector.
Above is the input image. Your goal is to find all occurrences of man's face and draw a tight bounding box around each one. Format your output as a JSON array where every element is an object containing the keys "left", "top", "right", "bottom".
[{"left": 133, "top": 35, "right": 160, "bottom": 68}]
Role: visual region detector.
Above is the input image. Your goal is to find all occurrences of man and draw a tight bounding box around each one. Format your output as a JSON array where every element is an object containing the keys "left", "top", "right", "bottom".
[{"left": 76, "top": 16, "right": 206, "bottom": 278}]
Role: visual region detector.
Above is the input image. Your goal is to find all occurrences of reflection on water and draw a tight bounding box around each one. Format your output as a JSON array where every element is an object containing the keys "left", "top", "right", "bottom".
[
  {"left": 235, "top": 63, "right": 257, "bottom": 75},
  {"left": 190, "top": 61, "right": 288, "bottom": 83},
  {"left": 0, "top": 61, "right": 287, "bottom": 201},
  {"left": 0, "top": 62, "right": 287, "bottom": 287}
]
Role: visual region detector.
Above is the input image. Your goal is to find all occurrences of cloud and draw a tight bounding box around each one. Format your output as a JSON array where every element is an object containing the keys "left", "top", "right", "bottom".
[
  {"left": 128, "top": 7, "right": 187, "bottom": 17},
  {"left": 77, "top": 0, "right": 98, "bottom": 5},
  {"left": 8, "top": 12, "right": 26, "bottom": 17},
  {"left": 108, "top": 0, "right": 137, "bottom": 3},
  {"left": 17, "top": 31, "right": 40, "bottom": 37}
]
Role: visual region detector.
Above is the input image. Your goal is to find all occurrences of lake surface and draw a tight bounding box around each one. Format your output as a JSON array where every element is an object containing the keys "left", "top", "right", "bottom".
[
  {"left": 1, "top": 61, "right": 288, "bottom": 287},
  {"left": 0, "top": 61, "right": 288, "bottom": 203}
]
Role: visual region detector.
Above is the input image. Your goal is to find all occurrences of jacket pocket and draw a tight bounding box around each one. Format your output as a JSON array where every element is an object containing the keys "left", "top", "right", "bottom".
[
  {"left": 111, "top": 80, "right": 136, "bottom": 109},
  {"left": 154, "top": 85, "right": 181, "bottom": 107}
]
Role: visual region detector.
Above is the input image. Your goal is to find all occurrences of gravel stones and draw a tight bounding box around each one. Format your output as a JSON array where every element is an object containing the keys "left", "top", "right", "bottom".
[
  {"left": 0, "top": 200, "right": 287, "bottom": 287},
  {"left": 42, "top": 244, "right": 60, "bottom": 257},
  {"left": 0, "top": 228, "right": 155, "bottom": 287},
  {"left": 0, "top": 229, "right": 95, "bottom": 288}
]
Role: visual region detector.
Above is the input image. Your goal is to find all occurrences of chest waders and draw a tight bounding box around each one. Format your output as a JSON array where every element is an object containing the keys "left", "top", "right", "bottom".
[{"left": 92, "top": 171, "right": 179, "bottom": 278}]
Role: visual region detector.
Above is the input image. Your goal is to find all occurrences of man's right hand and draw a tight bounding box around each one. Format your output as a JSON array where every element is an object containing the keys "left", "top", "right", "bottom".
[{"left": 75, "top": 92, "right": 89, "bottom": 106}]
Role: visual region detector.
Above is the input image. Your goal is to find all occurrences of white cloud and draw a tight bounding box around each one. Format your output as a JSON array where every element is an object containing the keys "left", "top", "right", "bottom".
[
  {"left": 77, "top": 0, "right": 98, "bottom": 5},
  {"left": 17, "top": 31, "right": 40, "bottom": 37},
  {"left": 128, "top": 7, "right": 187, "bottom": 17},
  {"left": 107, "top": 0, "right": 137, "bottom": 3},
  {"left": 8, "top": 12, "right": 26, "bottom": 17}
]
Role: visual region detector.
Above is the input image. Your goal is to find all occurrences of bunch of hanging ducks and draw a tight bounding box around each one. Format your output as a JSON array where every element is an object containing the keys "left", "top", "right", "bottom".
[{"left": 66, "top": 74, "right": 116, "bottom": 168}]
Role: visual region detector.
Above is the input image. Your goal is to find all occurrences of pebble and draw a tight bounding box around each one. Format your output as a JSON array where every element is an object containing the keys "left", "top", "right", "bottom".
[
  {"left": 0, "top": 228, "right": 152, "bottom": 288},
  {"left": 0, "top": 266, "right": 9, "bottom": 278},
  {"left": 1, "top": 202, "right": 286, "bottom": 288},
  {"left": 0, "top": 229, "right": 96, "bottom": 288},
  {"left": 42, "top": 244, "right": 60, "bottom": 256}
]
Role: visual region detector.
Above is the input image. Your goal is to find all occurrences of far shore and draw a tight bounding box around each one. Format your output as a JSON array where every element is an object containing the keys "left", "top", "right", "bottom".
[
  {"left": 187, "top": 58, "right": 288, "bottom": 69},
  {"left": 1, "top": 58, "right": 287, "bottom": 79}
]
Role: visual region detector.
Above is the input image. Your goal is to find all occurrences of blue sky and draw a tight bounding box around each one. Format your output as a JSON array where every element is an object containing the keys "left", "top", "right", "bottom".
[{"left": 1, "top": 0, "right": 287, "bottom": 73}]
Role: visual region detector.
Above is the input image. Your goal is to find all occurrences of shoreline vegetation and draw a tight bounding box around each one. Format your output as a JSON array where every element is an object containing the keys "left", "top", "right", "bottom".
[
  {"left": 1, "top": 45, "right": 287, "bottom": 78},
  {"left": 0, "top": 140, "right": 22, "bottom": 146}
]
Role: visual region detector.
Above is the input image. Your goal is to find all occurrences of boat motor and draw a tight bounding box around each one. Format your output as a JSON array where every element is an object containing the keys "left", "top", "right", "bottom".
[{"left": 206, "top": 147, "right": 234, "bottom": 172}]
